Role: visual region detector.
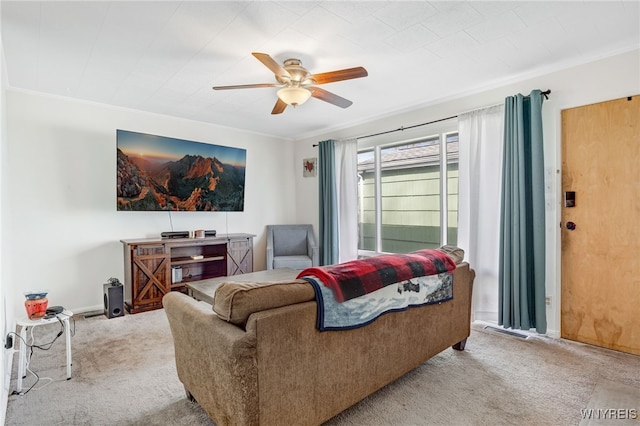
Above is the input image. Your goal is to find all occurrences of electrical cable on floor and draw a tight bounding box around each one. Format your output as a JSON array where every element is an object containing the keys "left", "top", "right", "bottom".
[{"left": 8, "top": 320, "right": 66, "bottom": 395}]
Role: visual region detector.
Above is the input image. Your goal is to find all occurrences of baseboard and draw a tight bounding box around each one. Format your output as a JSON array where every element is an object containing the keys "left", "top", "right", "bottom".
[
  {"left": 482, "top": 325, "right": 529, "bottom": 339},
  {"left": 2, "top": 340, "right": 13, "bottom": 426},
  {"left": 1, "top": 387, "right": 7, "bottom": 426},
  {"left": 546, "top": 328, "right": 560, "bottom": 338},
  {"left": 473, "top": 319, "right": 558, "bottom": 339}
]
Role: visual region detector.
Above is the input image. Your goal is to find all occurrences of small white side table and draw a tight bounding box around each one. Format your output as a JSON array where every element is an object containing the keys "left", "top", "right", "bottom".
[{"left": 15, "top": 310, "right": 73, "bottom": 393}]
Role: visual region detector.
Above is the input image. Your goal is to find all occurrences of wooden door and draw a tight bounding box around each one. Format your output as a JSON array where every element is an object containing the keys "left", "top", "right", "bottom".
[{"left": 561, "top": 95, "right": 639, "bottom": 355}]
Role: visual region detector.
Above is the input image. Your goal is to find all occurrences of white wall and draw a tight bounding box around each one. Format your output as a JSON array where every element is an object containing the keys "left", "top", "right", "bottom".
[
  {"left": 1, "top": 11, "right": 13, "bottom": 422},
  {"left": 3, "top": 48, "right": 638, "bottom": 335},
  {"left": 5, "top": 91, "right": 296, "bottom": 316},
  {"left": 294, "top": 49, "right": 640, "bottom": 337}
]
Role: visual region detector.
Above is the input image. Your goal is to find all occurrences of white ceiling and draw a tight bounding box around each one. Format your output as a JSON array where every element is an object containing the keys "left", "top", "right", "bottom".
[{"left": 2, "top": 1, "right": 639, "bottom": 140}]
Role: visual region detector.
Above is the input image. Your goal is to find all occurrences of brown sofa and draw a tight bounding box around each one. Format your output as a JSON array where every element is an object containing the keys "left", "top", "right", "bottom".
[{"left": 163, "top": 261, "right": 475, "bottom": 426}]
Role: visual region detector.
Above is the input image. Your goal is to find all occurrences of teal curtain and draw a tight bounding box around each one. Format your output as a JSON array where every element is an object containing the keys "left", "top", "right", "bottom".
[
  {"left": 318, "top": 140, "right": 338, "bottom": 265},
  {"left": 499, "top": 90, "right": 547, "bottom": 334}
]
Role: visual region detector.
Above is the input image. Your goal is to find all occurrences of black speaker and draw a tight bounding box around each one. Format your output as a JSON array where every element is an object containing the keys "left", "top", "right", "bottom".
[{"left": 103, "top": 283, "right": 124, "bottom": 319}]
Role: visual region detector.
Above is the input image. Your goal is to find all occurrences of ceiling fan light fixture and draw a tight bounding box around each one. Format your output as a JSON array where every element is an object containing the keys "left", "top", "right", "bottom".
[
  {"left": 277, "top": 87, "right": 312, "bottom": 107},
  {"left": 213, "top": 53, "right": 368, "bottom": 114}
]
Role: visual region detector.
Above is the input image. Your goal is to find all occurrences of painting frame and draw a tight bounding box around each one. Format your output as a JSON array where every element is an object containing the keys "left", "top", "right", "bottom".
[
  {"left": 116, "top": 129, "right": 246, "bottom": 212},
  {"left": 303, "top": 157, "right": 317, "bottom": 177}
]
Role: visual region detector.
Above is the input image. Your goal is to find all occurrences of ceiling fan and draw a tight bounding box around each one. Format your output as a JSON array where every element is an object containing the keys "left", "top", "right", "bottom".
[{"left": 212, "top": 52, "right": 368, "bottom": 115}]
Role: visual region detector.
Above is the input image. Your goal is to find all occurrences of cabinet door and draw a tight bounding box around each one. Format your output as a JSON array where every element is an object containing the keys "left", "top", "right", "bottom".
[
  {"left": 227, "top": 238, "right": 253, "bottom": 275},
  {"left": 130, "top": 244, "right": 170, "bottom": 313}
]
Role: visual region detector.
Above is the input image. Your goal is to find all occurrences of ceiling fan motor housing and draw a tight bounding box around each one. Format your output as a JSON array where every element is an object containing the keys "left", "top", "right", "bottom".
[{"left": 278, "top": 59, "right": 313, "bottom": 86}]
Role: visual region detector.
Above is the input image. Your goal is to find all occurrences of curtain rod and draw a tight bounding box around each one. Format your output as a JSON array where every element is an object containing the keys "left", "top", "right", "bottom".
[
  {"left": 313, "top": 89, "right": 550, "bottom": 146},
  {"left": 312, "top": 115, "right": 456, "bottom": 146},
  {"left": 355, "top": 114, "right": 457, "bottom": 141}
]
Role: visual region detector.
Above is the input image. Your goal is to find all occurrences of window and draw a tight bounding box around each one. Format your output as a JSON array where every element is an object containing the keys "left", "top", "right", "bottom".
[{"left": 357, "top": 131, "right": 458, "bottom": 256}]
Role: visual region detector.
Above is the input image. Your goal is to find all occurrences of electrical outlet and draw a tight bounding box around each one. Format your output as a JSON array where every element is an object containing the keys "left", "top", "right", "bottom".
[
  {"left": 545, "top": 296, "right": 551, "bottom": 306},
  {"left": 4, "top": 334, "right": 12, "bottom": 350}
]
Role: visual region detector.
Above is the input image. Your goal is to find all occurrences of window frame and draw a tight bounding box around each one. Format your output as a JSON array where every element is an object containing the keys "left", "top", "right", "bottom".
[{"left": 357, "top": 121, "right": 459, "bottom": 257}]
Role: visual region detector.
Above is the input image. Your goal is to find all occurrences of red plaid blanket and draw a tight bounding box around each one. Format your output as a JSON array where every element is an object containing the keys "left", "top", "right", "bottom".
[{"left": 296, "top": 249, "right": 456, "bottom": 303}]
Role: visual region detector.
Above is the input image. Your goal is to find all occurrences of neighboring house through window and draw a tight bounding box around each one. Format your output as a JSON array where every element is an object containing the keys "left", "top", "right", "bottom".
[{"left": 357, "top": 125, "right": 459, "bottom": 257}]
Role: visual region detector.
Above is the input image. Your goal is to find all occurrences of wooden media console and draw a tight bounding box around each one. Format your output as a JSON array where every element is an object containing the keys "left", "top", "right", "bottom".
[{"left": 121, "top": 233, "right": 254, "bottom": 313}]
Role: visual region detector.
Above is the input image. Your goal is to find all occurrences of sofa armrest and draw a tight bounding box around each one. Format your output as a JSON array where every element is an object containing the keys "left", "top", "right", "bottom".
[
  {"left": 162, "top": 292, "right": 259, "bottom": 425},
  {"left": 266, "top": 227, "right": 275, "bottom": 269},
  {"left": 307, "top": 233, "right": 319, "bottom": 266},
  {"left": 266, "top": 246, "right": 274, "bottom": 270},
  {"left": 213, "top": 279, "right": 315, "bottom": 326}
]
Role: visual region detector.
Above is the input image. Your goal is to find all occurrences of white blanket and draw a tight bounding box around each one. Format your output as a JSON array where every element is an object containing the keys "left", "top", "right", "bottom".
[{"left": 302, "top": 272, "right": 453, "bottom": 331}]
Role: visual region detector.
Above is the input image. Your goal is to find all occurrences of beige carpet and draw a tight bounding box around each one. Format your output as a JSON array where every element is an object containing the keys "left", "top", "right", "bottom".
[
  {"left": 579, "top": 379, "right": 640, "bottom": 426},
  {"left": 5, "top": 309, "right": 640, "bottom": 425}
]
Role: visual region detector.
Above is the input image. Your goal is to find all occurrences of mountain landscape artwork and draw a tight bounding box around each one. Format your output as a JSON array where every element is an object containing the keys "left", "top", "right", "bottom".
[{"left": 117, "top": 130, "right": 246, "bottom": 211}]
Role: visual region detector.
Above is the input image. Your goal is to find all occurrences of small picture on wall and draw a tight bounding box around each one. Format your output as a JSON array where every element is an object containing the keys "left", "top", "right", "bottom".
[{"left": 303, "top": 158, "right": 317, "bottom": 177}]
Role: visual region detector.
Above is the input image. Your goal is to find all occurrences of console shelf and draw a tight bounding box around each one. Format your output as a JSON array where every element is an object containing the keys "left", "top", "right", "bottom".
[
  {"left": 121, "top": 233, "right": 254, "bottom": 314},
  {"left": 171, "top": 255, "right": 225, "bottom": 266}
]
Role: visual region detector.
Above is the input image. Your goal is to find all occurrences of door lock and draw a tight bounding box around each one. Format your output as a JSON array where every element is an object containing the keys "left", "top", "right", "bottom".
[{"left": 564, "top": 191, "right": 576, "bottom": 207}]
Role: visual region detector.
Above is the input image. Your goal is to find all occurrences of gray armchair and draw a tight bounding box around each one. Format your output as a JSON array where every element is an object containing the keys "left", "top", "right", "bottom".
[{"left": 266, "top": 224, "right": 319, "bottom": 270}]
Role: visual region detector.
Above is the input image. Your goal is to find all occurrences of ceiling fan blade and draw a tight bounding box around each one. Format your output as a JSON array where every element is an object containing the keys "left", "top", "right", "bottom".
[
  {"left": 252, "top": 52, "right": 291, "bottom": 78},
  {"left": 311, "top": 87, "right": 353, "bottom": 108},
  {"left": 271, "top": 98, "right": 288, "bottom": 115},
  {"left": 212, "top": 83, "right": 280, "bottom": 90},
  {"left": 311, "top": 67, "right": 368, "bottom": 85}
]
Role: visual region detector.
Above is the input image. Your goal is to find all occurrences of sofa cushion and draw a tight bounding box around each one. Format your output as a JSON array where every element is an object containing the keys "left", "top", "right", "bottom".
[
  {"left": 213, "top": 279, "right": 315, "bottom": 326},
  {"left": 436, "top": 245, "right": 465, "bottom": 264}
]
